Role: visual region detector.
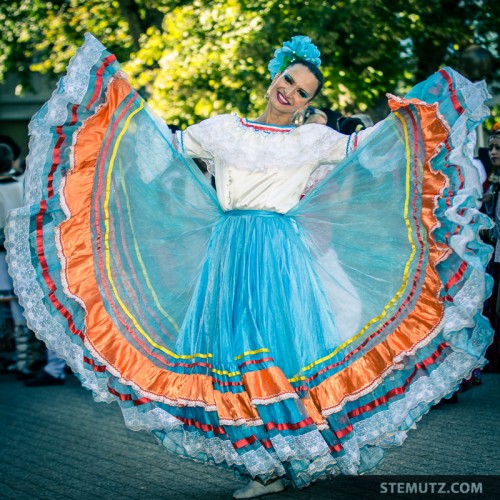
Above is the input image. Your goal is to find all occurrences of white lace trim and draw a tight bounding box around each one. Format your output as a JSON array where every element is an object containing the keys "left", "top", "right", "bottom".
[
  {"left": 24, "top": 34, "right": 106, "bottom": 206},
  {"left": 351, "top": 349, "right": 486, "bottom": 452},
  {"left": 251, "top": 392, "right": 298, "bottom": 405},
  {"left": 219, "top": 418, "right": 264, "bottom": 427}
]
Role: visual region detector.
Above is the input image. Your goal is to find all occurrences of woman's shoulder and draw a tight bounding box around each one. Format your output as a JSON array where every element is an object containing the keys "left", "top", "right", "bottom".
[
  {"left": 296, "top": 122, "right": 343, "bottom": 137},
  {"left": 195, "top": 114, "right": 239, "bottom": 128},
  {"left": 293, "top": 123, "right": 346, "bottom": 146}
]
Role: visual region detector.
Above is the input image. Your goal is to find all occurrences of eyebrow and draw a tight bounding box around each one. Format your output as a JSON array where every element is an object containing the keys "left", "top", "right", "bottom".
[{"left": 285, "top": 73, "right": 310, "bottom": 98}]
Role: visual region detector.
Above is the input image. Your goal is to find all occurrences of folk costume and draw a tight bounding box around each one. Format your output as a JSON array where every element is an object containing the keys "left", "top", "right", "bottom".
[{"left": 5, "top": 34, "right": 493, "bottom": 488}]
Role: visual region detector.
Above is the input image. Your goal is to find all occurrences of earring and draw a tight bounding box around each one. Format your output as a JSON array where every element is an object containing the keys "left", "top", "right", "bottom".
[
  {"left": 292, "top": 110, "right": 304, "bottom": 127},
  {"left": 265, "top": 89, "right": 270, "bottom": 100}
]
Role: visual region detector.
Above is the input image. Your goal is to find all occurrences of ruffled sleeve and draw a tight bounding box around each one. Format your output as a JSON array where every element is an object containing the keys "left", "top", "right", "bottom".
[
  {"left": 177, "top": 125, "right": 211, "bottom": 159},
  {"left": 299, "top": 126, "right": 349, "bottom": 193},
  {"left": 175, "top": 115, "right": 234, "bottom": 175},
  {"left": 302, "top": 119, "right": 399, "bottom": 194}
]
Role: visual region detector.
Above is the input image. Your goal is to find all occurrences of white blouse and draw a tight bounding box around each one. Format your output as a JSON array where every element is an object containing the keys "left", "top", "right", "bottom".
[{"left": 177, "top": 114, "right": 360, "bottom": 213}]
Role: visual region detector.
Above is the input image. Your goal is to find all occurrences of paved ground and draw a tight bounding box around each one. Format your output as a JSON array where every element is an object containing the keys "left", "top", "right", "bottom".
[{"left": 1, "top": 372, "right": 499, "bottom": 499}]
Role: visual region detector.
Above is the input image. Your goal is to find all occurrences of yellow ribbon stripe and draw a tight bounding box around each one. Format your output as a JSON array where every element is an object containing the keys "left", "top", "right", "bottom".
[
  {"left": 104, "top": 99, "right": 211, "bottom": 360},
  {"left": 103, "top": 105, "right": 417, "bottom": 375},
  {"left": 300, "top": 111, "right": 417, "bottom": 375},
  {"left": 117, "top": 142, "right": 180, "bottom": 333}
]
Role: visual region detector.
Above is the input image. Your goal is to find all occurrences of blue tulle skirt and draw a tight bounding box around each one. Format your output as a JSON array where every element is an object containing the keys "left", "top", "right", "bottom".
[{"left": 178, "top": 210, "right": 342, "bottom": 378}]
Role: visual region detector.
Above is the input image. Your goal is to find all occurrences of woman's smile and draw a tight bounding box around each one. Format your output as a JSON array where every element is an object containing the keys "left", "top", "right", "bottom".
[{"left": 276, "top": 90, "right": 290, "bottom": 105}]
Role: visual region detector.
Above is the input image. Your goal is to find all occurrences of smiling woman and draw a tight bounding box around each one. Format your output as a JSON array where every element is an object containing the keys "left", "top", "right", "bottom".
[
  {"left": 5, "top": 33, "right": 494, "bottom": 500},
  {"left": 258, "top": 57, "right": 324, "bottom": 126}
]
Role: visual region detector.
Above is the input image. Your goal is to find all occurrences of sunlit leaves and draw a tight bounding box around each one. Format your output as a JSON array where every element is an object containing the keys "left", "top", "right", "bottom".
[
  {"left": 123, "top": 1, "right": 265, "bottom": 124},
  {"left": 0, "top": 0, "right": 498, "bottom": 124}
]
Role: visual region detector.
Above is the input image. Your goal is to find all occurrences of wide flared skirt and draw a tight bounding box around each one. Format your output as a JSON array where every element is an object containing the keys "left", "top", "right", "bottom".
[{"left": 5, "top": 34, "right": 494, "bottom": 487}]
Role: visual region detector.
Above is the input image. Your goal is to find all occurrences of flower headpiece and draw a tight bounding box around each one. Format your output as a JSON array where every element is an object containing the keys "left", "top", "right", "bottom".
[{"left": 268, "top": 36, "right": 321, "bottom": 79}]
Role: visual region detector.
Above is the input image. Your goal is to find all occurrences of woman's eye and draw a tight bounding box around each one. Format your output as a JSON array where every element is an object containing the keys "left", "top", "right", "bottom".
[
  {"left": 298, "top": 91, "right": 308, "bottom": 98},
  {"left": 284, "top": 74, "right": 292, "bottom": 83}
]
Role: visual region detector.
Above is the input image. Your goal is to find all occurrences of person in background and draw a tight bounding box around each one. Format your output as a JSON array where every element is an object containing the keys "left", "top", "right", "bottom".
[
  {"left": 351, "top": 113, "right": 374, "bottom": 128},
  {"left": 0, "top": 135, "right": 22, "bottom": 175},
  {"left": 0, "top": 139, "right": 66, "bottom": 386},
  {"left": 338, "top": 113, "right": 373, "bottom": 135},
  {"left": 0, "top": 142, "right": 44, "bottom": 380},
  {"left": 319, "top": 107, "right": 343, "bottom": 131},
  {"left": 292, "top": 106, "right": 328, "bottom": 126},
  {"left": 303, "top": 106, "right": 328, "bottom": 125},
  {"left": 24, "top": 348, "right": 66, "bottom": 386},
  {"left": 482, "top": 125, "right": 500, "bottom": 372},
  {"left": 319, "top": 108, "right": 373, "bottom": 135}
]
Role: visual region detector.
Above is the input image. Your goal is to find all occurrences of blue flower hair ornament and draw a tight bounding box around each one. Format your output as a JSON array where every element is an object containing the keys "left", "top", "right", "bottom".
[{"left": 268, "top": 35, "right": 321, "bottom": 79}]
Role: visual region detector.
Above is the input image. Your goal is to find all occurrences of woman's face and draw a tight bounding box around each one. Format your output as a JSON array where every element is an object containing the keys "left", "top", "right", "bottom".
[
  {"left": 268, "top": 64, "right": 319, "bottom": 116},
  {"left": 489, "top": 136, "right": 500, "bottom": 168}
]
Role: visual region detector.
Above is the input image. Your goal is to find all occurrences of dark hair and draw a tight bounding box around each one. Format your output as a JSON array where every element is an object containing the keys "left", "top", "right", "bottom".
[
  {"left": 303, "top": 106, "right": 317, "bottom": 121},
  {"left": 489, "top": 130, "right": 500, "bottom": 144},
  {"left": 0, "top": 143, "right": 14, "bottom": 174},
  {"left": 320, "top": 108, "right": 343, "bottom": 131},
  {"left": 338, "top": 117, "right": 366, "bottom": 135},
  {"left": 0, "top": 135, "right": 20, "bottom": 160},
  {"left": 286, "top": 60, "right": 324, "bottom": 99}
]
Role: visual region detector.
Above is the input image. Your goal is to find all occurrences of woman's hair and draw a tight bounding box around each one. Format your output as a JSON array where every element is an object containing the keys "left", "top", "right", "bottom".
[
  {"left": 489, "top": 129, "right": 500, "bottom": 143},
  {"left": 285, "top": 60, "right": 324, "bottom": 99},
  {"left": 0, "top": 143, "right": 14, "bottom": 174}
]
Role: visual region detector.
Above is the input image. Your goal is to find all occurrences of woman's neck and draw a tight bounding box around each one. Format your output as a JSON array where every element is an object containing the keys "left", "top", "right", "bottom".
[{"left": 254, "top": 106, "right": 293, "bottom": 126}]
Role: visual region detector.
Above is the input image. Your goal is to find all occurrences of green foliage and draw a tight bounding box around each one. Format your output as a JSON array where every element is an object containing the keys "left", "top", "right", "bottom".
[
  {"left": 1, "top": 0, "right": 498, "bottom": 124},
  {"left": 0, "top": 0, "right": 135, "bottom": 92},
  {"left": 124, "top": 0, "right": 265, "bottom": 125}
]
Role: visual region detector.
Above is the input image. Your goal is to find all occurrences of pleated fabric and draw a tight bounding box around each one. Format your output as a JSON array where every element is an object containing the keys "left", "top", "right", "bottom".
[{"left": 6, "top": 34, "right": 494, "bottom": 487}]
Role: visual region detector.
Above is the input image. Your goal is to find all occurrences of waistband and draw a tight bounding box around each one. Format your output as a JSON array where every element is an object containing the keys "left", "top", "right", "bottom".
[{"left": 223, "top": 209, "right": 286, "bottom": 217}]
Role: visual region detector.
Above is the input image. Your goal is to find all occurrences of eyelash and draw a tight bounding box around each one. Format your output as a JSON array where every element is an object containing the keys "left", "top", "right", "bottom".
[{"left": 283, "top": 74, "right": 308, "bottom": 99}]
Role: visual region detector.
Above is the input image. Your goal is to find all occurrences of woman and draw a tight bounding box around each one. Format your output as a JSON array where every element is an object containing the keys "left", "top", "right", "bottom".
[
  {"left": 482, "top": 128, "right": 500, "bottom": 371},
  {"left": 5, "top": 34, "right": 493, "bottom": 499}
]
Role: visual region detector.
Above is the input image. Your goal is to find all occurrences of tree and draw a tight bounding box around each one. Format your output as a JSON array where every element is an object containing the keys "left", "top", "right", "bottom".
[
  {"left": 0, "top": 1, "right": 131, "bottom": 86},
  {"left": 1, "top": 0, "right": 498, "bottom": 125}
]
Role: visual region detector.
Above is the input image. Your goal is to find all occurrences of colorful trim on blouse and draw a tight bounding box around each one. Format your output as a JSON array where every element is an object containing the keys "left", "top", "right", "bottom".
[{"left": 239, "top": 117, "right": 295, "bottom": 134}]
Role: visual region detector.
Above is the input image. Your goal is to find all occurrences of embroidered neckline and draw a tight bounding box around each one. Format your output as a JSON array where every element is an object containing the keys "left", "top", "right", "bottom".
[{"left": 239, "top": 117, "right": 294, "bottom": 133}]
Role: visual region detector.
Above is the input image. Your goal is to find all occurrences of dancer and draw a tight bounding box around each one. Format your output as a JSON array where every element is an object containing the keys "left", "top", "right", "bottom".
[{"left": 5, "top": 34, "right": 493, "bottom": 498}]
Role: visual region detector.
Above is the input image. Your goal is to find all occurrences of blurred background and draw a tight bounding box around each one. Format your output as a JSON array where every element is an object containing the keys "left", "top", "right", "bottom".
[{"left": 0, "top": 0, "right": 499, "bottom": 160}]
